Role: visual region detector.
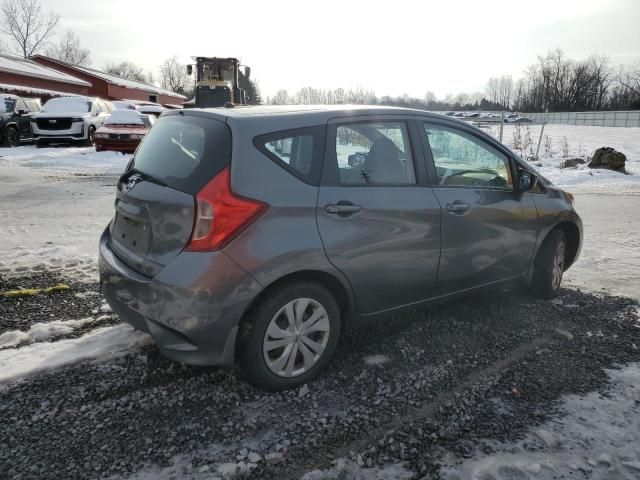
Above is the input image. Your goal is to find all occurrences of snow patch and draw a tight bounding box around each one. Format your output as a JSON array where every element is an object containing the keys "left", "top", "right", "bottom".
[
  {"left": 0, "top": 317, "right": 97, "bottom": 348},
  {"left": 364, "top": 354, "right": 390, "bottom": 366},
  {"left": 0, "top": 324, "right": 150, "bottom": 382},
  {"left": 440, "top": 363, "right": 640, "bottom": 480},
  {"left": 302, "top": 458, "right": 413, "bottom": 480}
]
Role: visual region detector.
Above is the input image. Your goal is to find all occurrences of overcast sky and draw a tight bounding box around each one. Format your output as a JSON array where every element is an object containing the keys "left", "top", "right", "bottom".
[{"left": 36, "top": 0, "right": 640, "bottom": 99}]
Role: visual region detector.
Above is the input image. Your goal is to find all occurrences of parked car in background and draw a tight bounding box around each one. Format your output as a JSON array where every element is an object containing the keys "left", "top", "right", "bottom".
[
  {"left": 95, "top": 110, "right": 155, "bottom": 154},
  {"left": 1, "top": 94, "right": 41, "bottom": 147},
  {"left": 112, "top": 100, "right": 137, "bottom": 110},
  {"left": 136, "top": 104, "right": 166, "bottom": 117},
  {"left": 505, "top": 114, "right": 533, "bottom": 123},
  {"left": 99, "top": 105, "right": 582, "bottom": 391},
  {"left": 31, "top": 96, "right": 114, "bottom": 146}
]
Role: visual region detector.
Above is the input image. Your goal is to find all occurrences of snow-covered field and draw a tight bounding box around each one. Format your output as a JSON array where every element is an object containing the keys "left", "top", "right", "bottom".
[{"left": 487, "top": 124, "right": 640, "bottom": 195}]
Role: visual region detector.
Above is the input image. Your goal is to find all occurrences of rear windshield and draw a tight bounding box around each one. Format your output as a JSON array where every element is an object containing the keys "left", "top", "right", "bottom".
[{"left": 130, "top": 114, "right": 231, "bottom": 194}]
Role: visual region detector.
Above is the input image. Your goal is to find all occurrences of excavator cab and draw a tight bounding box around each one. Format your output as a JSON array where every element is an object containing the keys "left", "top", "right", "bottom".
[{"left": 187, "top": 57, "right": 249, "bottom": 108}]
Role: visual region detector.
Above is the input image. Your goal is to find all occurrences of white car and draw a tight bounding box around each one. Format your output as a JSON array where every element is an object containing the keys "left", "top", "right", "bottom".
[
  {"left": 136, "top": 104, "right": 167, "bottom": 118},
  {"left": 31, "top": 96, "right": 114, "bottom": 146}
]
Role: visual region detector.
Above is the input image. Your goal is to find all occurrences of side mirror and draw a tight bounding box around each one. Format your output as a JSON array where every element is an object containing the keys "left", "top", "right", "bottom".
[
  {"left": 518, "top": 169, "right": 538, "bottom": 192},
  {"left": 17, "top": 109, "right": 27, "bottom": 115},
  {"left": 186, "top": 64, "right": 193, "bottom": 76},
  {"left": 243, "top": 66, "right": 251, "bottom": 78}
]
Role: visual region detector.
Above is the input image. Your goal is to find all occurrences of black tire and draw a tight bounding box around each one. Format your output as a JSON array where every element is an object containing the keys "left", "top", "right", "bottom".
[
  {"left": 4, "top": 126, "right": 20, "bottom": 147},
  {"left": 86, "top": 126, "right": 95, "bottom": 146},
  {"left": 238, "top": 281, "right": 341, "bottom": 391},
  {"left": 530, "top": 229, "right": 566, "bottom": 298}
]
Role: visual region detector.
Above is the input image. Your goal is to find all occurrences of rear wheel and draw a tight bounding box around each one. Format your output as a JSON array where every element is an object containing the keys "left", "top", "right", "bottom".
[
  {"left": 238, "top": 281, "right": 341, "bottom": 391},
  {"left": 5, "top": 126, "right": 20, "bottom": 147},
  {"left": 530, "top": 229, "right": 566, "bottom": 298}
]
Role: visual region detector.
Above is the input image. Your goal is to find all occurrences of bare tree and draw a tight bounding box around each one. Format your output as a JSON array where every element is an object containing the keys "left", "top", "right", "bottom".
[
  {"left": 618, "top": 61, "right": 640, "bottom": 97},
  {"left": 44, "top": 30, "right": 90, "bottom": 66},
  {"left": 1, "top": 0, "right": 59, "bottom": 58},
  {"left": 104, "top": 61, "right": 146, "bottom": 82},
  {"left": 158, "top": 55, "right": 189, "bottom": 94}
]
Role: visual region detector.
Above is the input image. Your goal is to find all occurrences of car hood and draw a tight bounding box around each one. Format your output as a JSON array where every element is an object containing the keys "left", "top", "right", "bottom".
[{"left": 34, "top": 111, "right": 91, "bottom": 119}]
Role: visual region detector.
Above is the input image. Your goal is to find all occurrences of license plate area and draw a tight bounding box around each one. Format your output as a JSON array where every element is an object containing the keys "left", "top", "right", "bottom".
[{"left": 111, "top": 203, "right": 151, "bottom": 258}]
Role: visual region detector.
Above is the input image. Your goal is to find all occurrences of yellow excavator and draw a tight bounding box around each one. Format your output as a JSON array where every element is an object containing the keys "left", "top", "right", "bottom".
[{"left": 186, "top": 57, "right": 251, "bottom": 108}]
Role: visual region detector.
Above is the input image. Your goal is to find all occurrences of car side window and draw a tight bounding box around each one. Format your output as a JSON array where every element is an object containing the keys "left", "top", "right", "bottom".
[
  {"left": 335, "top": 121, "right": 415, "bottom": 185},
  {"left": 254, "top": 126, "right": 324, "bottom": 185},
  {"left": 15, "top": 99, "right": 27, "bottom": 113},
  {"left": 423, "top": 123, "right": 513, "bottom": 189},
  {"left": 25, "top": 100, "right": 40, "bottom": 112}
]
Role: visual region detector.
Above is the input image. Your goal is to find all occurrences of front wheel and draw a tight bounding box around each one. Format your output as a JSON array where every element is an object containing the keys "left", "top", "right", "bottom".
[
  {"left": 238, "top": 281, "right": 341, "bottom": 391},
  {"left": 5, "top": 127, "right": 20, "bottom": 147},
  {"left": 530, "top": 229, "right": 566, "bottom": 298}
]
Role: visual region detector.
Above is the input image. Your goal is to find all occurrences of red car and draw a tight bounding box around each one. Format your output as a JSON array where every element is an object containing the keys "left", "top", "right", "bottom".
[{"left": 94, "top": 110, "right": 155, "bottom": 154}]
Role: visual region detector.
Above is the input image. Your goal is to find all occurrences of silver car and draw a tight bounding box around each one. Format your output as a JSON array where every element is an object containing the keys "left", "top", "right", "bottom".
[{"left": 99, "top": 105, "right": 582, "bottom": 391}]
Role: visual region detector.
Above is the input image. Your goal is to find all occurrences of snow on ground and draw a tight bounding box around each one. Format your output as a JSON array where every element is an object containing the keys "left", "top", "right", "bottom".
[
  {"left": 0, "top": 316, "right": 97, "bottom": 348},
  {"left": 0, "top": 145, "right": 129, "bottom": 280},
  {"left": 0, "top": 145, "right": 130, "bottom": 175},
  {"left": 302, "top": 458, "right": 414, "bottom": 480},
  {"left": 364, "top": 354, "right": 391, "bottom": 366},
  {"left": 0, "top": 324, "right": 150, "bottom": 382},
  {"left": 440, "top": 363, "right": 640, "bottom": 480},
  {"left": 486, "top": 124, "right": 640, "bottom": 195}
]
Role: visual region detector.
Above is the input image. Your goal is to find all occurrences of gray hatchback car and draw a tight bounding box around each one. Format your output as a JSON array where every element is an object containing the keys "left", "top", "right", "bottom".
[{"left": 99, "top": 105, "right": 582, "bottom": 391}]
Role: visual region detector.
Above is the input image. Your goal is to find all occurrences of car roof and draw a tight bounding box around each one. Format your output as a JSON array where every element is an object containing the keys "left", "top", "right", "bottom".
[{"left": 179, "top": 104, "right": 463, "bottom": 124}]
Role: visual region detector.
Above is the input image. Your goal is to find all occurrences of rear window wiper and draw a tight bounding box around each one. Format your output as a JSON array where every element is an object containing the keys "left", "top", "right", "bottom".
[{"left": 119, "top": 167, "right": 168, "bottom": 188}]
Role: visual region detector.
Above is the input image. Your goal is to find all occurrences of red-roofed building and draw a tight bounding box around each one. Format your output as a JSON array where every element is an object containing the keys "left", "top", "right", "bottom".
[
  {"left": 0, "top": 54, "right": 91, "bottom": 100},
  {"left": 31, "top": 55, "right": 186, "bottom": 106}
]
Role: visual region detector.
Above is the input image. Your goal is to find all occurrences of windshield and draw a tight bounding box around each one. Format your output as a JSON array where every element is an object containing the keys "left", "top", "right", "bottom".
[
  {"left": 42, "top": 98, "right": 91, "bottom": 113},
  {"left": 130, "top": 115, "right": 231, "bottom": 194},
  {"left": 2, "top": 98, "right": 16, "bottom": 113}
]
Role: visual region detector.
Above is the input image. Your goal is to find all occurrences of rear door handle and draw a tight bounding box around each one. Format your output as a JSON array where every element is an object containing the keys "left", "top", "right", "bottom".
[
  {"left": 325, "top": 203, "right": 362, "bottom": 215},
  {"left": 446, "top": 203, "right": 471, "bottom": 214}
]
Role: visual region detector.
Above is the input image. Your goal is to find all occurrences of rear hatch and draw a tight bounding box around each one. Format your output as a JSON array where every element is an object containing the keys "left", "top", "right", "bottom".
[{"left": 109, "top": 112, "right": 231, "bottom": 277}]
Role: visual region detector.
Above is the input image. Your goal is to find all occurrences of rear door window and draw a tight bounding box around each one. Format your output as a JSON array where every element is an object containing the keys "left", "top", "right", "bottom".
[
  {"left": 254, "top": 126, "right": 325, "bottom": 185},
  {"left": 335, "top": 121, "right": 416, "bottom": 185},
  {"left": 130, "top": 114, "right": 231, "bottom": 194}
]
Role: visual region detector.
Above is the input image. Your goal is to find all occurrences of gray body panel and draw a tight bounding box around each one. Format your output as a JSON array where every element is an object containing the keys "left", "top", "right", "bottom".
[
  {"left": 317, "top": 186, "right": 441, "bottom": 313},
  {"left": 98, "top": 105, "right": 582, "bottom": 367},
  {"left": 431, "top": 187, "right": 537, "bottom": 293}
]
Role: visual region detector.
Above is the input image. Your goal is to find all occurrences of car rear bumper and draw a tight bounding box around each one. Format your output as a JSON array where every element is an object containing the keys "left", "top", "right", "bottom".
[
  {"left": 95, "top": 139, "right": 141, "bottom": 153},
  {"left": 98, "top": 228, "right": 263, "bottom": 366}
]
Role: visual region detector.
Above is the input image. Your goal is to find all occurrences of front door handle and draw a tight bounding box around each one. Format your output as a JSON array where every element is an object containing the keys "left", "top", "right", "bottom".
[
  {"left": 325, "top": 202, "right": 362, "bottom": 216},
  {"left": 446, "top": 203, "right": 471, "bottom": 215}
]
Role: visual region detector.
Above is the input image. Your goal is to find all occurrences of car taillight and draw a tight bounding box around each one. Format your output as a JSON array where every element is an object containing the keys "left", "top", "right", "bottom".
[{"left": 186, "top": 166, "right": 267, "bottom": 252}]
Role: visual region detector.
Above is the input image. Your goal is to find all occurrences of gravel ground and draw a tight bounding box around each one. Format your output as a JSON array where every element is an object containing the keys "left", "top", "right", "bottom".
[
  {"left": 1, "top": 279, "right": 638, "bottom": 479},
  {"left": 0, "top": 272, "right": 107, "bottom": 336}
]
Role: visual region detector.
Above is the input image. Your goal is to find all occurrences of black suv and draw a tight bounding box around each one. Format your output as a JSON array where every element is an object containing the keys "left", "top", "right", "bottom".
[{"left": 1, "top": 94, "right": 41, "bottom": 147}]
